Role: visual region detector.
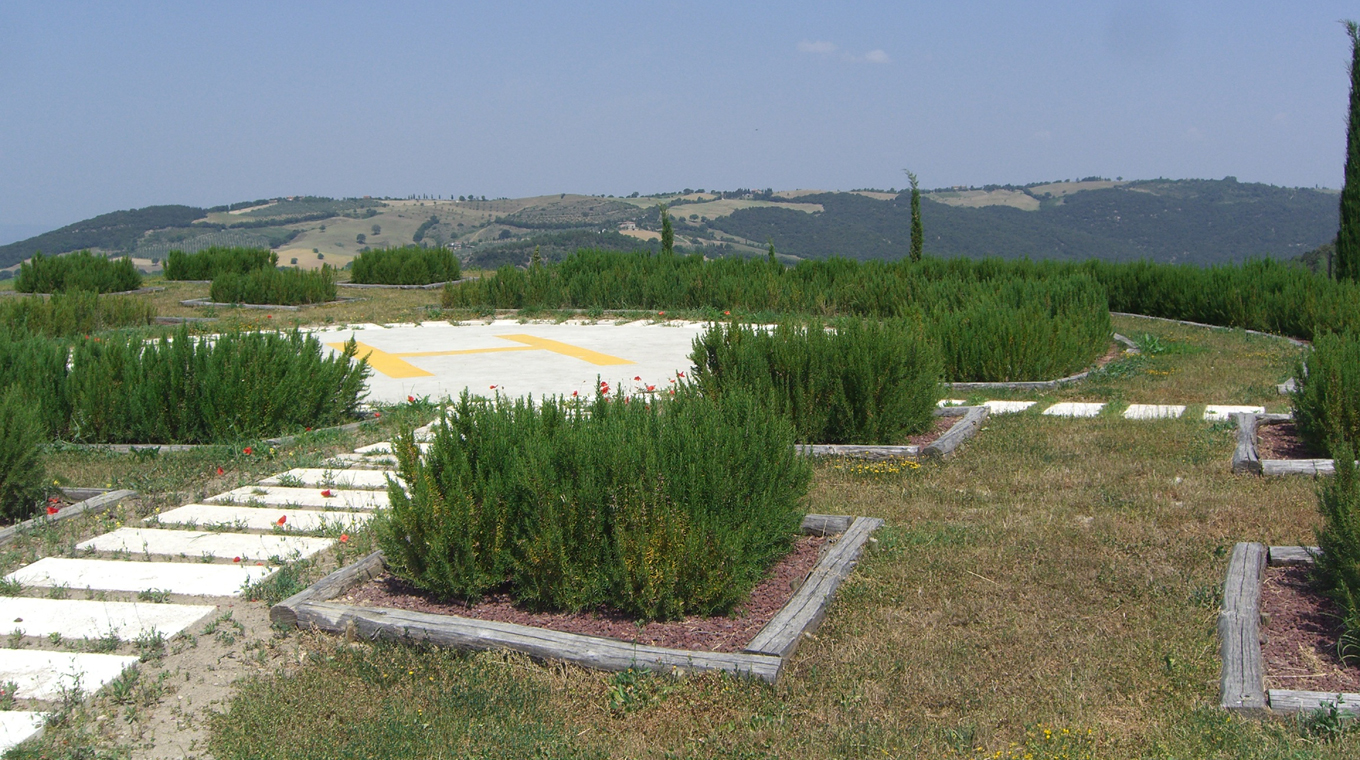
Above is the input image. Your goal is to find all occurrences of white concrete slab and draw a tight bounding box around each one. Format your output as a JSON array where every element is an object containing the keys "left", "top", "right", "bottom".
[
  {"left": 326, "top": 453, "right": 398, "bottom": 468},
  {"left": 982, "top": 400, "right": 1036, "bottom": 414},
  {"left": 354, "top": 441, "right": 431, "bottom": 455},
  {"left": 0, "top": 597, "right": 214, "bottom": 641},
  {"left": 154, "top": 504, "right": 370, "bottom": 532},
  {"left": 77, "top": 528, "right": 332, "bottom": 562},
  {"left": 5, "top": 558, "right": 274, "bottom": 597},
  {"left": 259, "top": 468, "right": 399, "bottom": 490},
  {"left": 206, "top": 486, "right": 388, "bottom": 510},
  {"left": 0, "top": 711, "right": 45, "bottom": 754},
  {"left": 308, "top": 320, "right": 704, "bottom": 403},
  {"left": 936, "top": 399, "right": 968, "bottom": 407},
  {"left": 0, "top": 649, "right": 139, "bottom": 701},
  {"left": 1123, "top": 404, "right": 1187, "bottom": 420},
  {"left": 1042, "top": 402, "right": 1106, "bottom": 418},
  {"left": 1204, "top": 404, "right": 1266, "bottom": 421}
]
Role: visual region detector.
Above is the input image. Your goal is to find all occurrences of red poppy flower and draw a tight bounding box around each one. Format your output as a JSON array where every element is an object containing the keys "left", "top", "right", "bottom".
[
  {"left": 407, "top": 395, "right": 415, "bottom": 403},
  {"left": 305, "top": 426, "right": 312, "bottom": 432},
  {"left": 216, "top": 467, "right": 225, "bottom": 476},
  {"left": 724, "top": 310, "right": 730, "bottom": 315},
  {"left": 490, "top": 385, "right": 497, "bottom": 390},
  {"left": 634, "top": 376, "right": 641, "bottom": 381},
  {"left": 243, "top": 447, "right": 252, "bottom": 455},
  {"left": 677, "top": 371, "right": 685, "bottom": 378},
  {"left": 658, "top": 311, "right": 665, "bottom": 316},
  {"left": 233, "top": 556, "right": 241, "bottom": 563},
  {"left": 277, "top": 515, "right": 287, "bottom": 526},
  {"left": 339, "top": 534, "right": 349, "bottom": 543},
  {"left": 374, "top": 412, "right": 381, "bottom": 418},
  {"left": 46, "top": 506, "right": 59, "bottom": 516},
  {"left": 266, "top": 314, "right": 272, "bottom": 319},
  {"left": 572, "top": 390, "right": 578, "bottom": 397},
  {"left": 321, "top": 489, "right": 333, "bottom": 498},
  {"left": 646, "top": 385, "right": 655, "bottom": 391}
]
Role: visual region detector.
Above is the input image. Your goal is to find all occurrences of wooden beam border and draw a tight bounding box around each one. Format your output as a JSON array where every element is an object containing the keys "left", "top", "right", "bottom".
[
  {"left": 1231, "top": 412, "right": 1348, "bottom": 477},
  {"left": 796, "top": 405, "right": 988, "bottom": 462},
  {"left": 272, "top": 513, "right": 883, "bottom": 683}
]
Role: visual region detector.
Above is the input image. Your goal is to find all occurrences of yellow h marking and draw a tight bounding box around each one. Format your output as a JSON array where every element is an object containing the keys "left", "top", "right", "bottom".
[{"left": 329, "top": 334, "right": 634, "bottom": 379}]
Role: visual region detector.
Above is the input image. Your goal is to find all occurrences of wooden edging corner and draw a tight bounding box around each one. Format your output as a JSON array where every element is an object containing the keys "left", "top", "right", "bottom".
[
  {"left": 272, "top": 513, "right": 884, "bottom": 683},
  {"left": 1232, "top": 412, "right": 1344, "bottom": 477},
  {"left": 1220, "top": 543, "right": 1360, "bottom": 716},
  {"left": 0, "top": 489, "right": 137, "bottom": 549},
  {"left": 795, "top": 405, "right": 988, "bottom": 462}
]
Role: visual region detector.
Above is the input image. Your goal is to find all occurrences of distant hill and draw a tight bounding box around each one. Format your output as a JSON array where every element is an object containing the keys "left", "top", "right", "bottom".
[{"left": 0, "top": 179, "right": 1339, "bottom": 273}]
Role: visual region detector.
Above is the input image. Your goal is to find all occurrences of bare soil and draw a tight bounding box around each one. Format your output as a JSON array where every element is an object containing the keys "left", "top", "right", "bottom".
[
  {"left": 1260, "top": 565, "right": 1360, "bottom": 694},
  {"left": 908, "top": 415, "right": 956, "bottom": 447},
  {"left": 1257, "top": 420, "right": 1324, "bottom": 460},
  {"left": 343, "top": 534, "right": 830, "bottom": 652}
]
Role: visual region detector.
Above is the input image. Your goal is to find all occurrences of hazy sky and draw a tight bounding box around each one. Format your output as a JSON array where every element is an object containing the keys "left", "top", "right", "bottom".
[{"left": 2, "top": 1, "right": 1358, "bottom": 236}]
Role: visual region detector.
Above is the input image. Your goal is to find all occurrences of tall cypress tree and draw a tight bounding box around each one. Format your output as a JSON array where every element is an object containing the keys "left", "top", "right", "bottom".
[
  {"left": 907, "top": 171, "right": 923, "bottom": 263},
  {"left": 1337, "top": 21, "right": 1360, "bottom": 281},
  {"left": 660, "top": 205, "right": 674, "bottom": 255}
]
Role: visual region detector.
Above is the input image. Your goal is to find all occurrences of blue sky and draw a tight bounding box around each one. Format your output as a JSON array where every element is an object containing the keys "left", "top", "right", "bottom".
[{"left": 1, "top": 1, "right": 1357, "bottom": 238}]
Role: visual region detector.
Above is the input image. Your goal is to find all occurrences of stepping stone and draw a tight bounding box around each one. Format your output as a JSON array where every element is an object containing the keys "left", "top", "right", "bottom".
[
  {"left": 206, "top": 486, "right": 388, "bottom": 510},
  {"left": 258, "top": 468, "right": 399, "bottom": 490},
  {"left": 154, "top": 504, "right": 370, "bottom": 532},
  {"left": 77, "top": 528, "right": 333, "bottom": 563},
  {"left": 326, "top": 453, "right": 398, "bottom": 468},
  {"left": 0, "top": 712, "right": 46, "bottom": 754},
  {"left": 1042, "top": 402, "right": 1106, "bottom": 418},
  {"left": 1203, "top": 405, "right": 1265, "bottom": 421},
  {"left": 0, "top": 597, "right": 214, "bottom": 641},
  {"left": 936, "top": 399, "right": 968, "bottom": 407},
  {"left": 983, "top": 400, "right": 1036, "bottom": 414},
  {"left": 0, "top": 649, "right": 139, "bottom": 701},
  {"left": 5, "top": 558, "right": 275, "bottom": 598},
  {"left": 1123, "top": 404, "right": 1187, "bottom": 420},
  {"left": 354, "top": 441, "right": 431, "bottom": 455}
]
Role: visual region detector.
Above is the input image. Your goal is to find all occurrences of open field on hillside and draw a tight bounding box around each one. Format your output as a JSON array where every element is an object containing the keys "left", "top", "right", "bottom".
[
  {"left": 928, "top": 188, "right": 1042, "bottom": 211},
  {"left": 0, "top": 277, "right": 1354, "bottom": 758}
]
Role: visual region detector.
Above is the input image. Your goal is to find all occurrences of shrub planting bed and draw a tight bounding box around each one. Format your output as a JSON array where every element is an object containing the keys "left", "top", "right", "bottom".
[
  {"left": 15, "top": 251, "right": 142, "bottom": 294},
  {"left": 163, "top": 246, "right": 278, "bottom": 280},
  {"left": 209, "top": 266, "right": 339, "bottom": 306},
  {"left": 348, "top": 245, "right": 461, "bottom": 286},
  {"left": 0, "top": 290, "right": 156, "bottom": 337},
  {"left": 445, "top": 251, "right": 1112, "bottom": 382},
  {"left": 1294, "top": 330, "right": 1360, "bottom": 458},
  {"left": 0, "top": 326, "right": 370, "bottom": 445},
  {"left": 373, "top": 390, "right": 811, "bottom": 621}
]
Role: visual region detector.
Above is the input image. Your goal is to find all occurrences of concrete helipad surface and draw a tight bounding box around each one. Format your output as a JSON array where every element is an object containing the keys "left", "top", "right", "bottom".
[
  {"left": 206, "top": 485, "right": 389, "bottom": 509},
  {"left": 78, "top": 528, "right": 333, "bottom": 562},
  {"left": 0, "top": 598, "right": 214, "bottom": 641},
  {"left": 311, "top": 319, "right": 706, "bottom": 403},
  {"left": 0, "top": 650, "right": 139, "bottom": 701},
  {"left": 5, "top": 558, "right": 275, "bottom": 597},
  {"left": 154, "top": 504, "right": 370, "bottom": 532}
]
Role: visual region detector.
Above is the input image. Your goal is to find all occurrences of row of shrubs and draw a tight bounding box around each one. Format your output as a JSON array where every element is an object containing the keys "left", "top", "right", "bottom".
[
  {"left": 444, "top": 252, "right": 1112, "bottom": 382},
  {"left": 164, "top": 247, "right": 277, "bottom": 280},
  {"left": 350, "top": 246, "right": 461, "bottom": 285},
  {"left": 0, "top": 325, "right": 369, "bottom": 445},
  {"left": 15, "top": 251, "right": 142, "bottom": 294},
  {"left": 0, "top": 290, "right": 157, "bottom": 337},
  {"left": 377, "top": 389, "right": 811, "bottom": 621},
  {"left": 209, "top": 266, "right": 338, "bottom": 305}
]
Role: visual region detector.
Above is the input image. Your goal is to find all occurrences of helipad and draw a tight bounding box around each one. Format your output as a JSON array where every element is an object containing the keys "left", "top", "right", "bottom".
[{"left": 311, "top": 319, "right": 707, "bottom": 403}]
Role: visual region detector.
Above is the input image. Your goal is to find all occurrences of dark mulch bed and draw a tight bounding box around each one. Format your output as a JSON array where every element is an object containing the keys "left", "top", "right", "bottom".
[
  {"left": 908, "top": 415, "right": 957, "bottom": 447},
  {"left": 1257, "top": 420, "right": 1325, "bottom": 461},
  {"left": 1260, "top": 565, "right": 1360, "bottom": 694},
  {"left": 343, "top": 534, "right": 830, "bottom": 653}
]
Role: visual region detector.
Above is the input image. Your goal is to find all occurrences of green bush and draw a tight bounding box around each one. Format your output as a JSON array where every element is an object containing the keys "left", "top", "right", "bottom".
[
  {"left": 0, "top": 385, "right": 47, "bottom": 524},
  {"left": 0, "top": 291, "right": 156, "bottom": 338},
  {"left": 1294, "top": 331, "right": 1360, "bottom": 457},
  {"left": 0, "top": 328, "right": 71, "bottom": 435},
  {"left": 376, "top": 389, "right": 812, "bottom": 621},
  {"left": 210, "top": 266, "right": 337, "bottom": 305},
  {"left": 15, "top": 251, "right": 142, "bottom": 294},
  {"left": 164, "top": 247, "right": 277, "bottom": 280},
  {"left": 349, "top": 245, "right": 461, "bottom": 285},
  {"left": 1315, "top": 444, "right": 1360, "bottom": 663},
  {"left": 62, "top": 327, "right": 369, "bottom": 444},
  {"left": 444, "top": 251, "right": 1111, "bottom": 382},
  {"left": 690, "top": 319, "right": 941, "bottom": 444}
]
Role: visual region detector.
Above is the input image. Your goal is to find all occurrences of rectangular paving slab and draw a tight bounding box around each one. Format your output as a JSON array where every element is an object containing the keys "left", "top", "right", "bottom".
[
  {"left": 77, "top": 528, "right": 333, "bottom": 563},
  {"left": 154, "top": 504, "right": 370, "bottom": 532},
  {"left": 0, "top": 649, "right": 139, "bottom": 701},
  {"left": 1042, "top": 402, "right": 1106, "bottom": 418},
  {"left": 1204, "top": 405, "right": 1266, "bottom": 421},
  {"left": 354, "top": 441, "right": 432, "bottom": 455},
  {"left": 0, "top": 597, "right": 214, "bottom": 641},
  {"left": 5, "top": 558, "right": 275, "bottom": 597},
  {"left": 983, "top": 400, "right": 1036, "bottom": 414},
  {"left": 258, "top": 468, "right": 399, "bottom": 490},
  {"left": 1123, "top": 404, "right": 1187, "bottom": 420},
  {"left": 206, "top": 486, "right": 388, "bottom": 510},
  {"left": 0, "top": 711, "right": 46, "bottom": 755}
]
